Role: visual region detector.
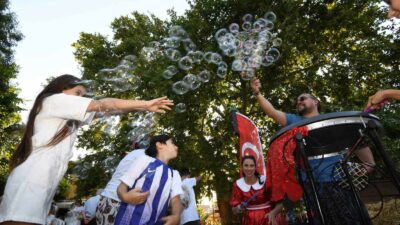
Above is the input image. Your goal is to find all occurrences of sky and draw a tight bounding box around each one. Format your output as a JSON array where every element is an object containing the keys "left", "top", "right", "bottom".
[{"left": 9, "top": 0, "right": 189, "bottom": 122}]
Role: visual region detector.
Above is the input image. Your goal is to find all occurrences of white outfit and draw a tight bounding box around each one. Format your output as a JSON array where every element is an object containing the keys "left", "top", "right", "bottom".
[
  {"left": 84, "top": 195, "right": 101, "bottom": 218},
  {"left": 0, "top": 93, "right": 94, "bottom": 224},
  {"left": 180, "top": 178, "right": 200, "bottom": 225},
  {"left": 72, "top": 206, "right": 84, "bottom": 214},
  {"left": 46, "top": 215, "right": 56, "bottom": 225},
  {"left": 47, "top": 215, "right": 65, "bottom": 225},
  {"left": 101, "top": 149, "right": 145, "bottom": 201},
  {"left": 64, "top": 210, "right": 81, "bottom": 225},
  {"left": 64, "top": 216, "right": 80, "bottom": 225}
]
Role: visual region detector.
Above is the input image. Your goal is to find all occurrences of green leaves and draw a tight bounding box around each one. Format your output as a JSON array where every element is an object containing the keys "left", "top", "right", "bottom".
[{"left": 0, "top": 0, "right": 23, "bottom": 194}]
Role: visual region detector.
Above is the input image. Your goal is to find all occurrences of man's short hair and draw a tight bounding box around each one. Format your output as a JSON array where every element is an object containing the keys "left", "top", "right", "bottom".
[
  {"left": 299, "top": 93, "right": 321, "bottom": 112},
  {"left": 145, "top": 134, "right": 172, "bottom": 157},
  {"left": 308, "top": 94, "right": 321, "bottom": 112}
]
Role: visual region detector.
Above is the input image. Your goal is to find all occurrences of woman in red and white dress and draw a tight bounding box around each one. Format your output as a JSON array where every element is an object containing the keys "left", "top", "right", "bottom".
[{"left": 230, "top": 155, "right": 287, "bottom": 225}]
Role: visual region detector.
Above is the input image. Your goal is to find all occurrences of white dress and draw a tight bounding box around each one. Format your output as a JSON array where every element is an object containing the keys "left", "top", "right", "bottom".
[{"left": 0, "top": 93, "right": 95, "bottom": 224}]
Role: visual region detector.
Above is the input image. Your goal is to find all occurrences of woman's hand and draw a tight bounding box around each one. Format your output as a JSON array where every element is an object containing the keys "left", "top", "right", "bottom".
[
  {"left": 232, "top": 205, "right": 242, "bottom": 214},
  {"left": 146, "top": 96, "right": 174, "bottom": 113},
  {"left": 265, "top": 202, "right": 283, "bottom": 225},
  {"left": 264, "top": 210, "right": 278, "bottom": 225}
]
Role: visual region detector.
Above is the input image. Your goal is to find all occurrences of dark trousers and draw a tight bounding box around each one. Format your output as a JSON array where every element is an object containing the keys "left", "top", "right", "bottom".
[
  {"left": 303, "top": 182, "right": 372, "bottom": 225},
  {"left": 183, "top": 220, "right": 200, "bottom": 225}
]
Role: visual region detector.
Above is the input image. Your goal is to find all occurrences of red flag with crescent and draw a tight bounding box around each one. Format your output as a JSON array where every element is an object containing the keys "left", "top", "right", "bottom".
[{"left": 234, "top": 112, "right": 266, "bottom": 177}]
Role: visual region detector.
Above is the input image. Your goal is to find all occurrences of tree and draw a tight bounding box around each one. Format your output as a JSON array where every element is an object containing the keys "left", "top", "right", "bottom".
[
  {"left": 0, "top": 0, "right": 23, "bottom": 194},
  {"left": 71, "top": 1, "right": 400, "bottom": 223}
]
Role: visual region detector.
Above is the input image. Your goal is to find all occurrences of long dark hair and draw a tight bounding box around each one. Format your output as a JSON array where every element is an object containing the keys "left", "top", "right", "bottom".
[
  {"left": 9, "top": 74, "right": 83, "bottom": 170},
  {"left": 241, "top": 155, "right": 264, "bottom": 185}
]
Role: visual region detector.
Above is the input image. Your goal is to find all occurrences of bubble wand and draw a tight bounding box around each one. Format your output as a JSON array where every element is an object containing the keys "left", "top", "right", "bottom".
[{"left": 239, "top": 192, "right": 259, "bottom": 209}]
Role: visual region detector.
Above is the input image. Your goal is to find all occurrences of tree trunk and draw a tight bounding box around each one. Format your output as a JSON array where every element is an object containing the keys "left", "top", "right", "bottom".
[{"left": 216, "top": 189, "right": 233, "bottom": 225}]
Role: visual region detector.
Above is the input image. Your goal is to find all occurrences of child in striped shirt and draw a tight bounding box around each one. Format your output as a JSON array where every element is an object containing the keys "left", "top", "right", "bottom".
[{"left": 115, "top": 134, "right": 183, "bottom": 225}]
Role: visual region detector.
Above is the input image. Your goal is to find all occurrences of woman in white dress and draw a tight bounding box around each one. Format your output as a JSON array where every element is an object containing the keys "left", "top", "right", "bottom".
[{"left": 0, "top": 74, "right": 173, "bottom": 225}]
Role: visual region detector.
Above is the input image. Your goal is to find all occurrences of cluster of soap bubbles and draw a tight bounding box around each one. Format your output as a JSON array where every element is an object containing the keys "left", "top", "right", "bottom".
[
  {"left": 73, "top": 112, "right": 157, "bottom": 178},
  {"left": 98, "top": 114, "right": 121, "bottom": 136},
  {"left": 71, "top": 55, "right": 142, "bottom": 98},
  {"left": 127, "top": 112, "right": 156, "bottom": 147},
  {"left": 70, "top": 56, "right": 158, "bottom": 176},
  {"left": 96, "top": 111, "right": 156, "bottom": 150},
  {"left": 94, "top": 55, "right": 142, "bottom": 93},
  {"left": 141, "top": 26, "right": 230, "bottom": 113},
  {"left": 71, "top": 52, "right": 155, "bottom": 146},
  {"left": 99, "top": 112, "right": 156, "bottom": 173},
  {"left": 215, "top": 12, "right": 281, "bottom": 80},
  {"left": 140, "top": 12, "right": 282, "bottom": 113},
  {"left": 102, "top": 155, "right": 121, "bottom": 174},
  {"left": 73, "top": 154, "right": 120, "bottom": 178},
  {"left": 73, "top": 161, "right": 93, "bottom": 179}
]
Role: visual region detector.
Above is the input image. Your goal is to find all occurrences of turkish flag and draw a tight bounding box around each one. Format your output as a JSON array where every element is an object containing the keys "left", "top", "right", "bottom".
[{"left": 234, "top": 112, "right": 266, "bottom": 177}]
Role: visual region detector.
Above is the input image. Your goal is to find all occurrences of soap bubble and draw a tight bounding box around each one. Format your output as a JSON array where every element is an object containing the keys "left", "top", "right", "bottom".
[
  {"left": 172, "top": 81, "right": 190, "bottom": 95},
  {"left": 175, "top": 103, "right": 187, "bottom": 113},
  {"left": 266, "top": 47, "right": 281, "bottom": 61},
  {"left": 229, "top": 23, "right": 240, "bottom": 34},
  {"left": 216, "top": 67, "right": 228, "bottom": 78},
  {"left": 178, "top": 56, "right": 194, "bottom": 70},
  {"left": 183, "top": 74, "right": 201, "bottom": 90},
  {"left": 264, "top": 11, "right": 277, "bottom": 22},
  {"left": 165, "top": 48, "right": 182, "bottom": 61},
  {"left": 163, "top": 69, "right": 175, "bottom": 79},
  {"left": 163, "top": 37, "right": 181, "bottom": 49},
  {"left": 242, "top": 21, "right": 252, "bottom": 31},
  {"left": 198, "top": 70, "right": 211, "bottom": 83},
  {"left": 242, "top": 13, "right": 253, "bottom": 22},
  {"left": 169, "top": 26, "right": 187, "bottom": 38},
  {"left": 182, "top": 38, "right": 196, "bottom": 52}
]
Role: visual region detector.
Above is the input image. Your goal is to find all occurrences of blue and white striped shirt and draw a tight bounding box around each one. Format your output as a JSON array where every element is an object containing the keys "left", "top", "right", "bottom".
[{"left": 115, "top": 155, "right": 183, "bottom": 225}]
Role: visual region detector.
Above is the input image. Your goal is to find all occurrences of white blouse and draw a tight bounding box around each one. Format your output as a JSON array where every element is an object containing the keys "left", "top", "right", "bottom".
[{"left": 0, "top": 93, "right": 94, "bottom": 224}]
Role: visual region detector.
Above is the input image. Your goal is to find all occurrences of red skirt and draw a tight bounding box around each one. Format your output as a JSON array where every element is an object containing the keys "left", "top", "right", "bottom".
[{"left": 242, "top": 204, "right": 287, "bottom": 225}]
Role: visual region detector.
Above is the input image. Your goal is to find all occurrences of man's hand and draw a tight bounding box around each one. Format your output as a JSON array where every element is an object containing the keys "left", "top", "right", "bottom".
[
  {"left": 161, "top": 214, "right": 180, "bottom": 225},
  {"left": 250, "top": 76, "right": 261, "bottom": 94},
  {"left": 389, "top": 8, "right": 400, "bottom": 18},
  {"left": 366, "top": 90, "right": 387, "bottom": 110}
]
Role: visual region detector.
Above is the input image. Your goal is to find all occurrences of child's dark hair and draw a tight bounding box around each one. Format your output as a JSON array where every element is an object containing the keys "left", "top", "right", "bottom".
[
  {"left": 179, "top": 167, "right": 190, "bottom": 177},
  {"left": 241, "top": 155, "right": 264, "bottom": 185},
  {"left": 145, "top": 134, "right": 172, "bottom": 157}
]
